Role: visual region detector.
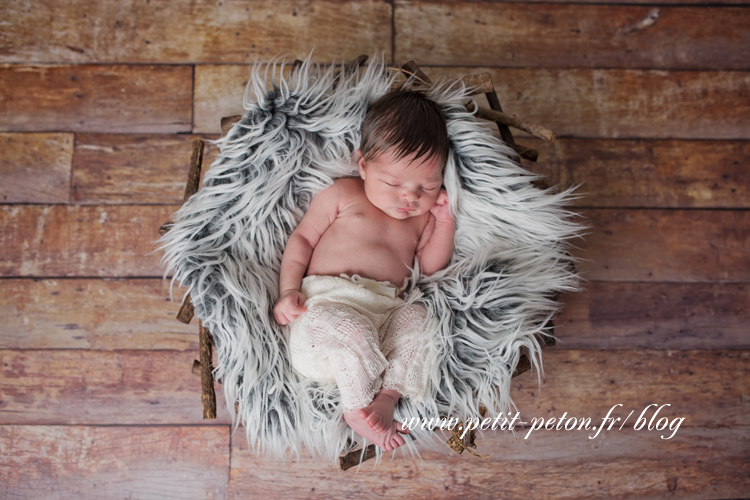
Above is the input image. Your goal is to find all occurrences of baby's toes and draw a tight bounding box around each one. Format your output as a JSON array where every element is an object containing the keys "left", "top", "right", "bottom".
[
  {"left": 358, "top": 407, "right": 372, "bottom": 420},
  {"left": 377, "top": 434, "right": 391, "bottom": 451},
  {"left": 392, "top": 429, "right": 405, "bottom": 448},
  {"left": 388, "top": 435, "right": 403, "bottom": 451},
  {"left": 367, "top": 413, "right": 385, "bottom": 432}
]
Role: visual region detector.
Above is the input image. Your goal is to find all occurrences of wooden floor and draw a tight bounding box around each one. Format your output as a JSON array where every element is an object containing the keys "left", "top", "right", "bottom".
[{"left": 1, "top": 1, "right": 748, "bottom": 499}]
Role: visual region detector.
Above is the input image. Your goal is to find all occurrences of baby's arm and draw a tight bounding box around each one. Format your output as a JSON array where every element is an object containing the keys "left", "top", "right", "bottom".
[
  {"left": 273, "top": 182, "right": 342, "bottom": 325},
  {"left": 416, "top": 189, "right": 455, "bottom": 276}
]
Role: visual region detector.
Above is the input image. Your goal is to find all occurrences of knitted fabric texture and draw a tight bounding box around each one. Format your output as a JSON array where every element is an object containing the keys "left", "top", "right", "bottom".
[
  {"left": 159, "top": 55, "right": 583, "bottom": 463},
  {"left": 289, "top": 274, "right": 428, "bottom": 410},
  {"left": 378, "top": 303, "right": 429, "bottom": 399}
]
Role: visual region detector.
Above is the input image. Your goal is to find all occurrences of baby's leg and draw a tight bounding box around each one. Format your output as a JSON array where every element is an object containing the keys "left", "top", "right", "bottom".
[
  {"left": 380, "top": 304, "right": 429, "bottom": 400},
  {"left": 291, "top": 304, "right": 407, "bottom": 450},
  {"left": 345, "top": 303, "right": 429, "bottom": 451},
  {"left": 292, "top": 304, "right": 386, "bottom": 408}
]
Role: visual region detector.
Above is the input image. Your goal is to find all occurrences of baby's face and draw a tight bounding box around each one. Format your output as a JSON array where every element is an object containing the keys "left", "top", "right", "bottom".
[{"left": 358, "top": 149, "right": 444, "bottom": 220}]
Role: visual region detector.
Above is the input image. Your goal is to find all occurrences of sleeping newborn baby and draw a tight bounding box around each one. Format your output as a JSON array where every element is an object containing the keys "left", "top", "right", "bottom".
[{"left": 273, "top": 89, "right": 455, "bottom": 451}]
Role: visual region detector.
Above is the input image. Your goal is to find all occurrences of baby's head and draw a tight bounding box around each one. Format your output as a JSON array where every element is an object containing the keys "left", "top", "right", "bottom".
[{"left": 357, "top": 90, "right": 449, "bottom": 219}]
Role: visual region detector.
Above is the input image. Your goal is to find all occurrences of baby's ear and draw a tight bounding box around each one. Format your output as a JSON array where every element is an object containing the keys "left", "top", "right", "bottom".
[{"left": 357, "top": 152, "right": 366, "bottom": 179}]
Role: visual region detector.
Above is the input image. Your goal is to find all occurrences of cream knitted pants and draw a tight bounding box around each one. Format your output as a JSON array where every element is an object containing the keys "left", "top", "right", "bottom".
[{"left": 288, "top": 274, "right": 428, "bottom": 410}]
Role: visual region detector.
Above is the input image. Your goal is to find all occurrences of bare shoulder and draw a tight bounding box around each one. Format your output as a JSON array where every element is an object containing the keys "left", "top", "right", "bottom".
[
  {"left": 323, "top": 177, "right": 365, "bottom": 204},
  {"left": 306, "top": 177, "right": 362, "bottom": 213},
  {"left": 331, "top": 177, "right": 364, "bottom": 195}
]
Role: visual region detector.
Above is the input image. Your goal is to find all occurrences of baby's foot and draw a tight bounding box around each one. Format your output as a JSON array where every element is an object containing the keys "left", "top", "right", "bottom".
[
  {"left": 343, "top": 390, "right": 409, "bottom": 451},
  {"left": 359, "top": 389, "right": 400, "bottom": 433},
  {"left": 344, "top": 410, "right": 409, "bottom": 451}
]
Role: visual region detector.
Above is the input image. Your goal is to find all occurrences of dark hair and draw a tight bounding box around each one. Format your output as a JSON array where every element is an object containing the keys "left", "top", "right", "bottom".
[{"left": 360, "top": 90, "right": 449, "bottom": 168}]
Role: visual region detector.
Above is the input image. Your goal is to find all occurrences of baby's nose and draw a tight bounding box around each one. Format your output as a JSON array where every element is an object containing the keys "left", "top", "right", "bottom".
[{"left": 402, "top": 189, "right": 419, "bottom": 202}]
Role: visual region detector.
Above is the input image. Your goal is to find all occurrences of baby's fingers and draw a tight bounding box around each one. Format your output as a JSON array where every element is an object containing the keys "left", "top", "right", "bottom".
[
  {"left": 275, "top": 307, "right": 292, "bottom": 325},
  {"left": 292, "top": 296, "right": 308, "bottom": 314},
  {"left": 273, "top": 310, "right": 288, "bottom": 326}
]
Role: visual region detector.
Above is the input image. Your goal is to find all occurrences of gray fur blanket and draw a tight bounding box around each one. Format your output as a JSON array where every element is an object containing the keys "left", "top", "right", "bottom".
[{"left": 159, "top": 56, "right": 582, "bottom": 463}]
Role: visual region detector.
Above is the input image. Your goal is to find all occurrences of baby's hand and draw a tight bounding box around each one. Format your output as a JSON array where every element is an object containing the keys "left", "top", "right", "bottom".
[
  {"left": 273, "top": 290, "right": 308, "bottom": 325},
  {"left": 429, "top": 189, "right": 453, "bottom": 224}
]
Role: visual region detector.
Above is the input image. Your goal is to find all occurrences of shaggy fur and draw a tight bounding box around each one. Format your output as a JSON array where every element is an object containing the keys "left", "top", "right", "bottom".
[{"left": 159, "top": 55, "right": 583, "bottom": 463}]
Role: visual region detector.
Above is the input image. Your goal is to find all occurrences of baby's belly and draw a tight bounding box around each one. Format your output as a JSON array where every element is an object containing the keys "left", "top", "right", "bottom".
[{"left": 307, "top": 237, "right": 414, "bottom": 287}]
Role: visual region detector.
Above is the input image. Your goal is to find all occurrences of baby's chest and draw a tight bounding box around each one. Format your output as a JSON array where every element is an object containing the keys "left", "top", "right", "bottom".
[{"left": 336, "top": 210, "right": 421, "bottom": 248}]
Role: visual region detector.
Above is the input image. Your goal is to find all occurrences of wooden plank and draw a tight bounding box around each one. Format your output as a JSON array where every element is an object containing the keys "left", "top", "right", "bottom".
[
  {"left": 2, "top": 206, "right": 746, "bottom": 282},
  {"left": 196, "top": 66, "right": 750, "bottom": 139},
  {"left": 194, "top": 65, "right": 252, "bottom": 134},
  {"left": 71, "top": 135, "right": 750, "bottom": 208},
  {"left": 395, "top": 3, "right": 750, "bottom": 70},
  {"left": 1, "top": 349, "right": 743, "bottom": 429},
  {"left": 229, "top": 426, "right": 749, "bottom": 499},
  {"left": 0, "top": 133, "right": 73, "bottom": 204},
  {"left": 72, "top": 134, "right": 220, "bottom": 204},
  {"left": 577, "top": 209, "right": 750, "bottom": 283},
  {"left": 425, "top": 67, "right": 750, "bottom": 140},
  {"left": 446, "top": 0, "right": 750, "bottom": 3},
  {"left": 0, "top": 350, "right": 233, "bottom": 425},
  {"left": 0, "top": 279, "right": 196, "bottom": 350},
  {"left": 0, "top": 425, "right": 229, "bottom": 500},
  {"left": 0, "top": 204, "right": 179, "bottom": 277},
  {"left": 556, "top": 282, "right": 750, "bottom": 350},
  {"left": 511, "top": 350, "right": 748, "bottom": 428},
  {"left": 0, "top": 65, "right": 192, "bottom": 133},
  {"left": 524, "top": 139, "right": 750, "bottom": 209},
  {"left": 459, "top": 0, "right": 750, "bottom": 4},
  {"left": 0, "top": 0, "right": 391, "bottom": 64}
]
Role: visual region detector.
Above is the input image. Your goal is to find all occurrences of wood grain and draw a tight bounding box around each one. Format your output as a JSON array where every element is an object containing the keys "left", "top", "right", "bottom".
[
  {"left": 426, "top": 67, "right": 750, "bottom": 140},
  {"left": 577, "top": 209, "right": 750, "bottom": 283},
  {"left": 6, "top": 279, "right": 744, "bottom": 352},
  {"left": 556, "top": 282, "right": 750, "bottom": 350},
  {"left": 194, "top": 65, "right": 252, "bottom": 134},
  {"left": 0, "top": 133, "right": 73, "bottom": 204},
  {"left": 72, "top": 134, "right": 219, "bottom": 204},
  {"left": 0, "top": 65, "right": 192, "bottom": 133},
  {"left": 229, "top": 426, "right": 749, "bottom": 499},
  {"left": 1, "top": 349, "right": 743, "bottom": 429},
  {"left": 3, "top": 206, "right": 746, "bottom": 283},
  {"left": 0, "top": 425, "right": 229, "bottom": 500},
  {"left": 196, "top": 66, "right": 750, "bottom": 139},
  {"left": 511, "top": 349, "right": 748, "bottom": 428},
  {"left": 0, "top": 204, "right": 179, "bottom": 277},
  {"left": 0, "top": 0, "right": 391, "bottom": 64},
  {"left": 0, "top": 279, "right": 195, "bottom": 350},
  {"left": 395, "top": 3, "right": 750, "bottom": 70},
  {"left": 0, "top": 349, "right": 233, "bottom": 425},
  {"left": 440, "top": 0, "right": 750, "bottom": 4},
  {"left": 525, "top": 139, "right": 750, "bottom": 208},
  {"left": 1, "top": 0, "right": 747, "bottom": 495}
]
